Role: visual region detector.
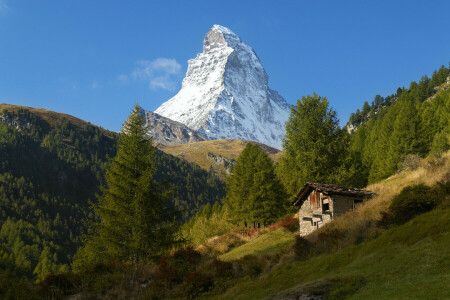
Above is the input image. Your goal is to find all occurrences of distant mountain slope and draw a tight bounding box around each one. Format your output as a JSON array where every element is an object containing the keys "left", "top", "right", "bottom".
[
  {"left": 154, "top": 25, "right": 291, "bottom": 149},
  {"left": 142, "top": 110, "right": 207, "bottom": 146},
  {"left": 0, "top": 104, "right": 225, "bottom": 279},
  {"left": 346, "top": 66, "right": 450, "bottom": 133},
  {"left": 159, "top": 139, "right": 282, "bottom": 179}
]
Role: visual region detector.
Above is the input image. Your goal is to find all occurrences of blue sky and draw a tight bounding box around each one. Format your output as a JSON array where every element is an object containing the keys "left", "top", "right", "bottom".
[{"left": 1, "top": 0, "right": 449, "bottom": 131}]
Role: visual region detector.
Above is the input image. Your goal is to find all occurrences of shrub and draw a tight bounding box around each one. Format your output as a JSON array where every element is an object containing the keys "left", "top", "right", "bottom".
[
  {"left": 207, "top": 259, "right": 234, "bottom": 279},
  {"left": 237, "top": 255, "right": 263, "bottom": 277},
  {"left": 180, "top": 271, "right": 213, "bottom": 298},
  {"left": 269, "top": 215, "right": 298, "bottom": 232},
  {"left": 204, "top": 233, "right": 245, "bottom": 254},
  {"left": 293, "top": 236, "right": 312, "bottom": 260},
  {"left": 38, "top": 273, "right": 80, "bottom": 298},
  {"left": 279, "top": 215, "right": 298, "bottom": 232},
  {"left": 400, "top": 154, "right": 421, "bottom": 172},
  {"left": 0, "top": 270, "right": 39, "bottom": 300},
  {"left": 155, "top": 247, "right": 202, "bottom": 286},
  {"left": 389, "top": 184, "right": 437, "bottom": 225}
]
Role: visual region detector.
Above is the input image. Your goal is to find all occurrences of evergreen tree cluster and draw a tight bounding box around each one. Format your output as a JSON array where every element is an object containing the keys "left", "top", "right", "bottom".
[
  {"left": 276, "top": 64, "right": 449, "bottom": 193},
  {"left": 348, "top": 64, "right": 449, "bottom": 128},
  {"left": 0, "top": 107, "right": 117, "bottom": 280},
  {"left": 0, "top": 106, "right": 225, "bottom": 280},
  {"left": 349, "top": 65, "right": 450, "bottom": 184}
]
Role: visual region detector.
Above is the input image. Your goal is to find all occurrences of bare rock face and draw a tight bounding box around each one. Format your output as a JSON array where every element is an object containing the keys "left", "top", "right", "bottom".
[
  {"left": 141, "top": 110, "right": 207, "bottom": 146},
  {"left": 153, "top": 25, "right": 291, "bottom": 150}
]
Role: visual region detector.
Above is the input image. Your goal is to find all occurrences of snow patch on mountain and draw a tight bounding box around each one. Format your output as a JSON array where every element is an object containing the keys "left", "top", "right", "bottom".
[{"left": 154, "top": 24, "right": 291, "bottom": 149}]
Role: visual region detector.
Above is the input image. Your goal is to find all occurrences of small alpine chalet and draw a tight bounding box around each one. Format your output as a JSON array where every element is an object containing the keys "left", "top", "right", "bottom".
[{"left": 292, "top": 183, "right": 376, "bottom": 236}]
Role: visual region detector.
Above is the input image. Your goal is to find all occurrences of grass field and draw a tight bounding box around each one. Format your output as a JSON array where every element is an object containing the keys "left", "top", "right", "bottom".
[{"left": 213, "top": 204, "right": 450, "bottom": 299}]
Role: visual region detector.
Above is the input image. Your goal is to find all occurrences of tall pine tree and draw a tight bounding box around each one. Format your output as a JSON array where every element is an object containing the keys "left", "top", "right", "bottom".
[{"left": 73, "top": 105, "right": 180, "bottom": 268}]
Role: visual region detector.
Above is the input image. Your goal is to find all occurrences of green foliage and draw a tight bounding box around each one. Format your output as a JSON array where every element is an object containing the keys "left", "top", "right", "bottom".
[
  {"left": 74, "top": 105, "right": 182, "bottom": 266},
  {"left": 348, "top": 65, "right": 450, "bottom": 184},
  {"left": 182, "top": 202, "right": 235, "bottom": 246},
  {"left": 278, "top": 93, "right": 359, "bottom": 194},
  {"left": 0, "top": 269, "right": 40, "bottom": 300},
  {"left": 388, "top": 183, "right": 443, "bottom": 225},
  {"left": 225, "top": 143, "right": 287, "bottom": 227},
  {"left": 0, "top": 107, "right": 117, "bottom": 281},
  {"left": 153, "top": 149, "right": 226, "bottom": 221}
]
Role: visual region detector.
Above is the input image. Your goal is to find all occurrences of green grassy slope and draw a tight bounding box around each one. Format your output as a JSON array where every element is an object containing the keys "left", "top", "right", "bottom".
[
  {"left": 204, "top": 152, "right": 450, "bottom": 299},
  {"left": 215, "top": 205, "right": 450, "bottom": 299},
  {"left": 219, "top": 229, "right": 296, "bottom": 262}
]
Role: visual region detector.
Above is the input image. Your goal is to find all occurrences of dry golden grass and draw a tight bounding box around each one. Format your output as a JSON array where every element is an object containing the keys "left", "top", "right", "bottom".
[
  {"left": 160, "top": 139, "right": 282, "bottom": 178},
  {"left": 309, "top": 151, "right": 450, "bottom": 244},
  {"left": 196, "top": 228, "right": 272, "bottom": 256}
]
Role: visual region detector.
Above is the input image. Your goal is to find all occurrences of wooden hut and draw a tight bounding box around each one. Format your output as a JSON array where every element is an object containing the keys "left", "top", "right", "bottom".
[{"left": 292, "top": 182, "right": 376, "bottom": 236}]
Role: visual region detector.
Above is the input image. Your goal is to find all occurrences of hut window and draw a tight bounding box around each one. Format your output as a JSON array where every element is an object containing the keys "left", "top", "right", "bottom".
[{"left": 322, "top": 197, "right": 330, "bottom": 212}]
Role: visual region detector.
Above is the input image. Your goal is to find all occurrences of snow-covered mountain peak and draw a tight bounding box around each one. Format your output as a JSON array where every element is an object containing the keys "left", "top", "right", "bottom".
[
  {"left": 203, "top": 25, "right": 240, "bottom": 52},
  {"left": 154, "top": 25, "right": 291, "bottom": 149}
]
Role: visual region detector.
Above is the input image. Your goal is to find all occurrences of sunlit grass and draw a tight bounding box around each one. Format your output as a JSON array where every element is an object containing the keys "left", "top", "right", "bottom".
[
  {"left": 214, "top": 206, "right": 450, "bottom": 299},
  {"left": 218, "top": 228, "right": 296, "bottom": 261}
]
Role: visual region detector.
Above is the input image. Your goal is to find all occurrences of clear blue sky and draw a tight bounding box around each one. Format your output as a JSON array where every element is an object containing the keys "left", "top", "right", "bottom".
[{"left": 1, "top": 0, "right": 449, "bottom": 131}]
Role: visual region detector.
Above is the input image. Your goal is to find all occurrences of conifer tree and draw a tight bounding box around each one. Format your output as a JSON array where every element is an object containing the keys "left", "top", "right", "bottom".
[
  {"left": 225, "top": 143, "right": 287, "bottom": 227},
  {"left": 278, "top": 93, "right": 353, "bottom": 195},
  {"left": 386, "top": 96, "right": 423, "bottom": 171},
  {"left": 73, "top": 105, "right": 180, "bottom": 268}
]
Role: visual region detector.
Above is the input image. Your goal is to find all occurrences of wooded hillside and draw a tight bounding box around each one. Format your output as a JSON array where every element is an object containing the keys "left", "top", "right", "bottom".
[{"left": 0, "top": 104, "right": 225, "bottom": 280}]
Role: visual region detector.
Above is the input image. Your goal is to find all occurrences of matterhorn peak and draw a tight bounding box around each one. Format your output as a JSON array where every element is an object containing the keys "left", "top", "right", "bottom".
[
  {"left": 153, "top": 25, "right": 291, "bottom": 149},
  {"left": 203, "top": 25, "right": 240, "bottom": 52}
]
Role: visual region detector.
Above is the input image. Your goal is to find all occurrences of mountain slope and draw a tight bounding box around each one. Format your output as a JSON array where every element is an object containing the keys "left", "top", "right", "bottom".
[
  {"left": 210, "top": 152, "right": 450, "bottom": 299},
  {"left": 0, "top": 104, "right": 225, "bottom": 280},
  {"left": 345, "top": 65, "right": 450, "bottom": 186},
  {"left": 154, "top": 25, "right": 291, "bottom": 149},
  {"left": 159, "top": 139, "right": 282, "bottom": 179},
  {"left": 142, "top": 110, "right": 207, "bottom": 146}
]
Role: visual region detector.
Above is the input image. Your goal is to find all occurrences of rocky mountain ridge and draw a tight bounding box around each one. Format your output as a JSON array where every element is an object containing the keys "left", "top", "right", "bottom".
[{"left": 141, "top": 110, "right": 207, "bottom": 146}]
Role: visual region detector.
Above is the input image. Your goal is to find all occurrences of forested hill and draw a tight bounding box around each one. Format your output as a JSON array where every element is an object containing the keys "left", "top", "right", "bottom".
[
  {"left": 347, "top": 65, "right": 450, "bottom": 185},
  {"left": 347, "top": 65, "right": 450, "bottom": 132},
  {"left": 0, "top": 104, "right": 225, "bottom": 280}
]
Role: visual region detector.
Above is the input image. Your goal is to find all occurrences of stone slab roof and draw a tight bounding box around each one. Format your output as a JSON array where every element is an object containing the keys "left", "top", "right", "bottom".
[{"left": 292, "top": 182, "right": 376, "bottom": 207}]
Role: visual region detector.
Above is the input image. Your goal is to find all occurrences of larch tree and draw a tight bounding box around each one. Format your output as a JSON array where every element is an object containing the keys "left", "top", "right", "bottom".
[
  {"left": 224, "top": 143, "right": 287, "bottom": 227},
  {"left": 277, "top": 93, "right": 355, "bottom": 195},
  {"left": 73, "top": 104, "right": 180, "bottom": 269}
]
